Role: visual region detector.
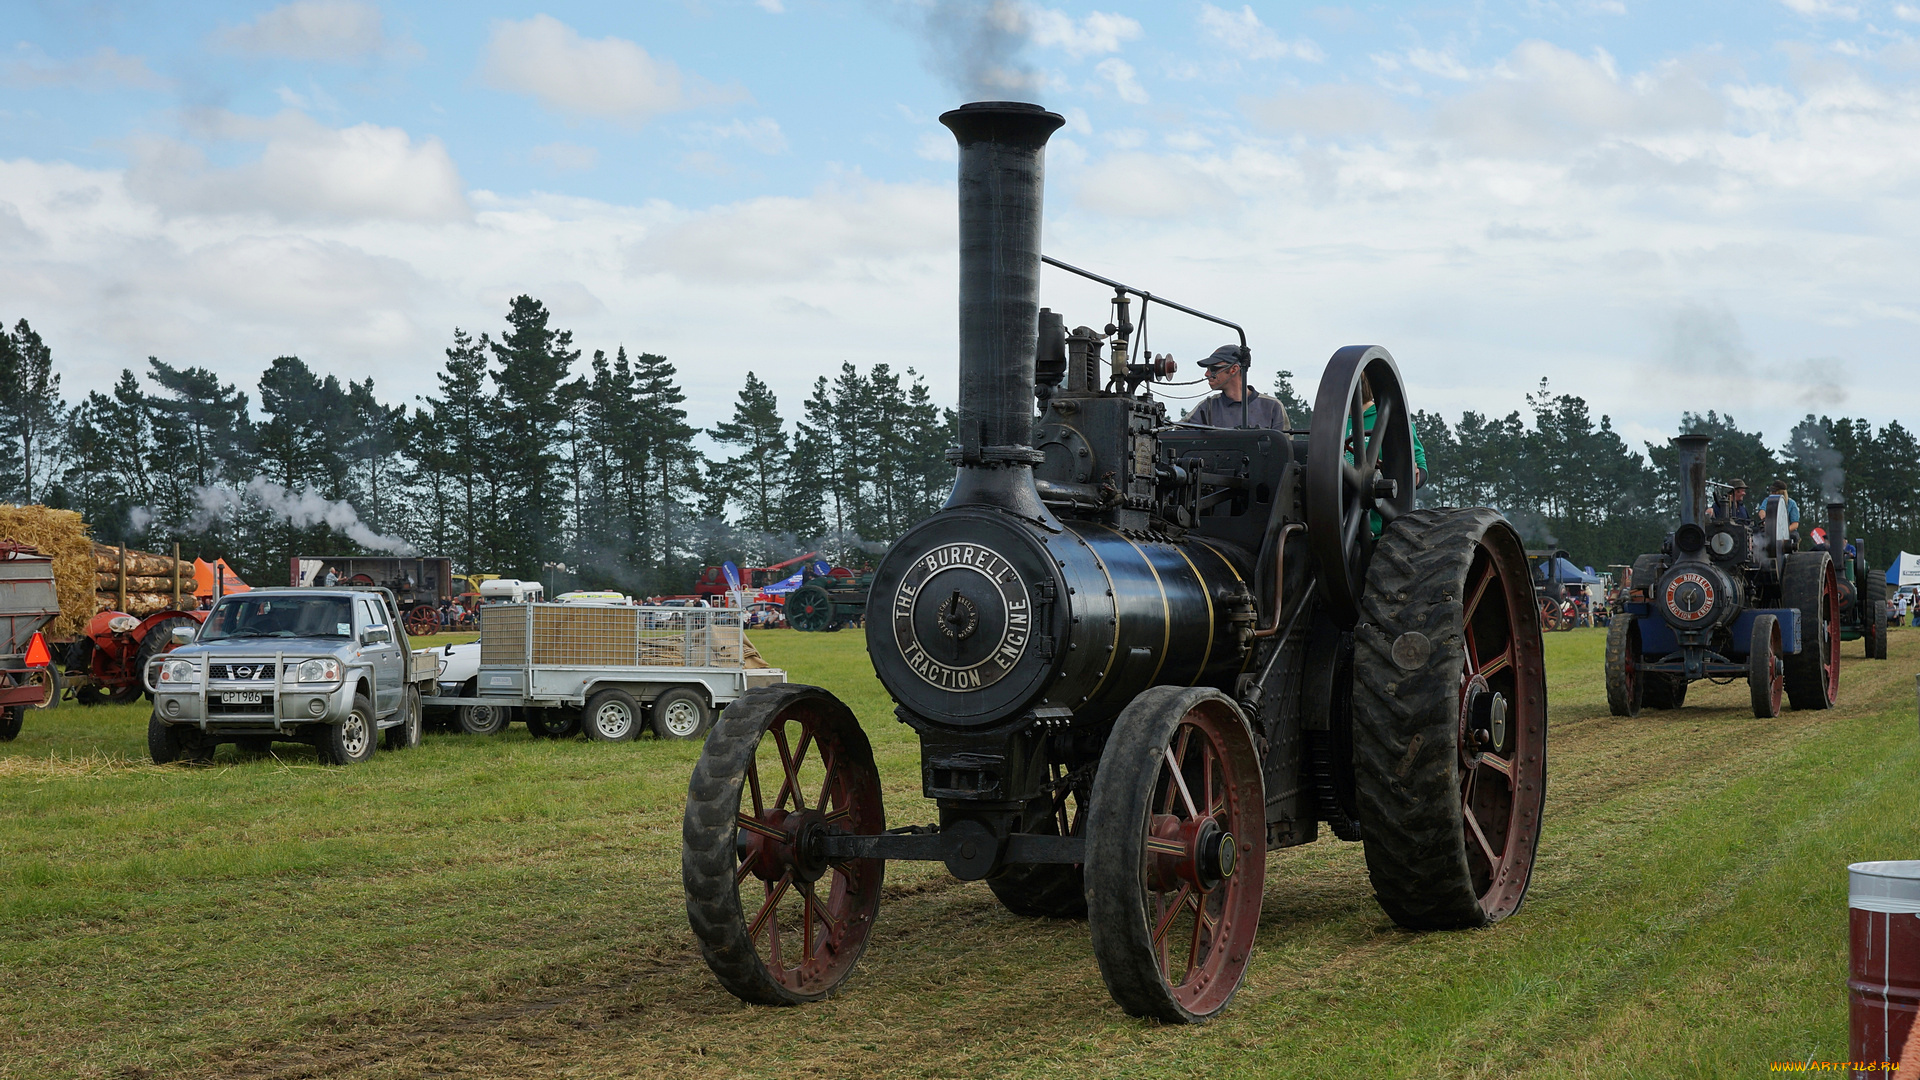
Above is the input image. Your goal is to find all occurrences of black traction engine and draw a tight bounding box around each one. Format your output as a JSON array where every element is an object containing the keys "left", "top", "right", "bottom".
[{"left": 681, "top": 101, "right": 1549, "bottom": 1023}]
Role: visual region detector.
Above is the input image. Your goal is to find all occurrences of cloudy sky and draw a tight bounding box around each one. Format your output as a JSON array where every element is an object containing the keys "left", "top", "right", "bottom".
[{"left": 4, "top": 0, "right": 1918, "bottom": 453}]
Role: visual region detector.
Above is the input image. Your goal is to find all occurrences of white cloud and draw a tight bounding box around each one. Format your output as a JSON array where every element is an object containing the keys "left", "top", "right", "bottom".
[
  {"left": 1406, "top": 48, "right": 1479, "bottom": 80},
  {"left": 1433, "top": 41, "right": 1723, "bottom": 154},
  {"left": 1075, "top": 152, "right": 1234, "bottom": 217},
  {"left": 1895, "top": 3, "right": 1920, "bottom": 19},
  {"left": 757, "top": 0, "right": 786, "bottom": 10},
  {"left": 481, "top": 14, "right": 739, "bottom": 124},
  {"left": 1198, "top": 5, "right": 1326, "bottom": 63},
  {"left": 531, "top": 142, "right": 599, "bottom": 172},
  {"left": 1778, "top": 0, "right": 1859, "bottom": 17},
  {"left": 688, "top": 117, "right": 789, "bottom": 155},
  {"left": 1028, "top": 8, "right": 1142, "bottom": 58},
  {"left": 1097, "top": 58, "right": 1148, "bottom": 103},
  {"left": 1246, "top": 84, "right": 1411, "bottom": 137},
  {"left": 916, "top": 130, "right": 958, "bottom": 161},
  {"left": 125, "top": 111, "right": 469, "bottom": 222},
  {"left": 212, "top": 1, "right": 388, "bottom": 61},
  {"left": 1, "top": 45, "right": 167, "bottom": 89}
]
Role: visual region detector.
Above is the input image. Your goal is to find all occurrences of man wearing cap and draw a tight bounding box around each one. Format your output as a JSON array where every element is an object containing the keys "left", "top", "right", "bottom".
[
  {"left": 1185, "top": 345, "right": 1289, "bottom": 430},
  {"left": 1761, "top": 479, "right": 1800, "bottom": 534},
  {"left": 1724, "top": 479, "right": 1752, "bottom": 523}
]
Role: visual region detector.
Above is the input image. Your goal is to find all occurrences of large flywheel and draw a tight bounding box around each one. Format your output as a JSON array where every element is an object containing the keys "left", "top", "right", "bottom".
[{"left": 1307, "top": 346, "right": 1418, "bottom": 629}]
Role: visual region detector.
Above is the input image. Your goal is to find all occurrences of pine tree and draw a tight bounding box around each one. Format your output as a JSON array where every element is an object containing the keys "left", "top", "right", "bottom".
[
  {"left": 0, "top": 320, "right": 66, "bottom": 504},
  {"left": 488, "top": 297, "right": 581, "bottom": 578}
]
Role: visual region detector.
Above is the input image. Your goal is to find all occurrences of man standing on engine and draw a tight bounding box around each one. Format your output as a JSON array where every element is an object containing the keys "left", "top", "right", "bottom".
[{"left": 1185, "top": 345, "right": 1289, "bottom": 430}]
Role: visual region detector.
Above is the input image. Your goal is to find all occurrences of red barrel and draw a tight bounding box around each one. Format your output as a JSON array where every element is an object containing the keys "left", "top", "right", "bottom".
[{"left": 1851, "top": 861, "right": 1920, "bottom": 1078}]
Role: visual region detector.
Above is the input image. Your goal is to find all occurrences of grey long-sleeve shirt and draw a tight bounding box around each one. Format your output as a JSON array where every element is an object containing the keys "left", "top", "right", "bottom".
[{"left": 1183, "top": 388, "right": 1290, "bottom": 430}]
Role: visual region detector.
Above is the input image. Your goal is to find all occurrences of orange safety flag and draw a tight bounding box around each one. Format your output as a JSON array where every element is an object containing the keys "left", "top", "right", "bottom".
[
  {"left": 22, "top": 632, "right": 51, "bottom": 667},
  {"left": 193, "top": 558, "right": 252, "bottom": 598}
]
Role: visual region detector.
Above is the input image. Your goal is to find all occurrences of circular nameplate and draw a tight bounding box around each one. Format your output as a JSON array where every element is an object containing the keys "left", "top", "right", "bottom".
[
  {"left": 891, "top": 542, "right": 1032, "bottom": 691},
  {"left": 1664, "top": 571, "right": 1715, "bottom": 623}
]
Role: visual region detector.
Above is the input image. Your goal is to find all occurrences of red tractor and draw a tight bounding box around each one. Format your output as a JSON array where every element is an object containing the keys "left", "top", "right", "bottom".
[{"left": 66, "top": 606, "right": 209, "bottom": 705}]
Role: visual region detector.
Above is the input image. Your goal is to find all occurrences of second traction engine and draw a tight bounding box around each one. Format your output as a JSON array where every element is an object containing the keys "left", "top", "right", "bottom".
[{"left": 681, "top": 100, "right": 1549, "bottom": 1024}]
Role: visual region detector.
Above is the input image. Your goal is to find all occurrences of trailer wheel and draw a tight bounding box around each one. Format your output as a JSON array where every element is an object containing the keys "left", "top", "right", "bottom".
[
  {"left": 383, "top": 686, "right": 423, "bottom": 750},
  {"left": 1782, "top": 551, "right": 1839, "bottom": 710},
  {"left": 459, "top": 701, "right": 511, "bottom": 736},
  {"left": 0, "top": 705, "right": 20, "bottom": 741},
  {"left": 1748, "top": 614, "right": 1784, "bottom": 718},
  {"left": 653, "top": 687, "right": 713, "bottom": 741},
  {"left": 1351, "top": 507, "right": 1547, "bottom": 931},
  {"left": 1603, "top": 615, "right": 1642, "bottom": 718},
  {"left": 1086, "top": 686, "right": 1265, "bottom": 1023},
  {"left": 683, "top": 684, "right": 886, "bottom": 1005},
  {"left": 318, "top": 695, "right": 378, "bottom": 765},
  {"left": 584, "top": 688, "right": 640, "bottom": 742},
  {"left": 148, "top": 712, "right": 212, "bottom": 764},
  {"left": 1863, "top": 574, "right": 1889, "bottom": 660}
]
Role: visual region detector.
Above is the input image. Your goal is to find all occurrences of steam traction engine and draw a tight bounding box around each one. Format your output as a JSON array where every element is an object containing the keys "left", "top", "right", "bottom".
[
  {"left": 1605, "top": 434, "right": 1841, "bottom": 720},
  {"left": 680, "top": 102, "right": 1548, "bottom": 1023}
]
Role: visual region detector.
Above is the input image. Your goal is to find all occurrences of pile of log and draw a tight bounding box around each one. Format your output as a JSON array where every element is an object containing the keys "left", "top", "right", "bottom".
[{"left": 93, "top": 543, "right": 194, "bottom": 617}]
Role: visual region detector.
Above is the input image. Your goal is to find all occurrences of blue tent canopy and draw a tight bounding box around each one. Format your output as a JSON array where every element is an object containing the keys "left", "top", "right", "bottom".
[{"left": 1535, "top": 557, "right": 1600, "bottom": 586}]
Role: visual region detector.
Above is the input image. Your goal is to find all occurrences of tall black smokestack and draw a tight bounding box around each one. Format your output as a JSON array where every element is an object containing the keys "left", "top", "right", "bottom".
[
  {"left": 1827, "top": 502, "right": 1846, "bottom": 557},
  {"left": 1672, "top": 434, "right": 1709, "bottom": 528},
  {"left": 939, "top": 100, "right": 1065, "bottom": 518}
]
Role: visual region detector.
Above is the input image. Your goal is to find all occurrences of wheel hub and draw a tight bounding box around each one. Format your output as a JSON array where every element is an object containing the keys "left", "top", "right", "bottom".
[
  {"left": 1460, "top": 675, "right": 1509, "bottom": 758},
  {"left": 738, "top": 808, "right": 831, "bottom": 884},
  {"left": 1148, "top": 814, "right": 1236, "bottom": 892}
]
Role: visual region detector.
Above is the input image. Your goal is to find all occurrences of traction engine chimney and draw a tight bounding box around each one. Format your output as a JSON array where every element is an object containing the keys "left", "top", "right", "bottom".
[
  {"left": 1672, "top": 434, "right": 1710, "bottom": 529},
  {"left": 938, "top": 100, "right": 1066, "bottom": 519}
]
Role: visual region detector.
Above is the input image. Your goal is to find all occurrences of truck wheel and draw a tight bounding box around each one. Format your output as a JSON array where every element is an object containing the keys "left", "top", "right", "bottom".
[
  {"left": 1603, "top": 616, "right": 1642, "bottom": 718},
  {"left": 0, "top": 705, "right": 21, "bottom": 741},
  {"left": 653, "top": 687, "right": 713, "bottom": 741},
  {"left": 1864, "top": 575, "right": 1889, "bottom": 660},
  {"left": 319, "top": 694, "right": 378, "bottom": 765},
  {"left": 384, "top": 686, "right": 423, "bottom": 750},
  {"left": 584, "top": 688, "right": 640, "bottom": 742},
  {"left": 1351, "top": 507, "right": 1547, "bottom": 931},
  {"left": 147, "top": 712, "right": 212, "bottom": 764},
  {"left": 1782, "top": 551, "right": 1840, "bottom": 711},
  {"left": 1086, "top": 686, "right": 1265, "bottom": 1023},
  {"left": 459, "top": 702, "right": 511, "bottom": 736}
]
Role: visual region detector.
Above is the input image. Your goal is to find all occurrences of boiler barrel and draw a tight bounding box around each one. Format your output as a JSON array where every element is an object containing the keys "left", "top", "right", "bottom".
[
  {"left": 1850, "top": 860, "right": 1920, "bottom": 1077},
  {"left": 866, "top": 510, "right": 1253, "bottom": 729}
]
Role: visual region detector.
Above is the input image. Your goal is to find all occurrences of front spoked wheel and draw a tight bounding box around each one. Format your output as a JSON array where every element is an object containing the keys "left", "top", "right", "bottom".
[
  {"left": 683, "top": 684, "right": 885, "bottom": 1005},
  {"left": 1087, "top": 687, "right": 1266, "bottom": 1023}
]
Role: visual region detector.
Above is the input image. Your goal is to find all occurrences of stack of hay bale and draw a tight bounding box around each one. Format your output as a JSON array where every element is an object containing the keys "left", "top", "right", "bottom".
[
  {"left": 91, "top": 542, "right": 193, "bottom": 618},
  {"left": 0, "top": 505, "right": 100, "bottom": 637}
]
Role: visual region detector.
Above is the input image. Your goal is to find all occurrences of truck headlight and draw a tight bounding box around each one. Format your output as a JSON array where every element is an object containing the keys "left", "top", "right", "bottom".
[
  {"left": 295, "top": 658, "right": 342, "bottom": 683},
  {"left": 159, "top": 659, "right": 197, "bottom": 684}
]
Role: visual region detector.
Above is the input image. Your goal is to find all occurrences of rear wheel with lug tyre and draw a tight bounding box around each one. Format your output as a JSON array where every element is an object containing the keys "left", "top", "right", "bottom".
[
  {"left": 319, "top": 694, "right": 378, "bottom": 765},
  {"left": 987, "top": 768, "right": 1089, "bottom": 919},
  {"left": 1748, "top": 614, "right": 1784, "bottom": 718},
  {"left": 1352, "top": 507, "right": 1547, "bottom": 931},
  {"left": 1604, "top": 615, "right": 1642, "bottom": 718},
  {"left": 384, "top": 685, "right": 423, "bottom": 750},
  {"left": 1086, "top": 686, "right": 1266, "bottom": 1024},
  {"left": 653, "top": 687, "right": 713, "bottom": 741},
  {"left": 1782, "top": 551, "right": 1840, "bottom": 711},
  {"left": 683, "top": 684, "right": 886, "bottom": 1005},
  {"left": 1864, "top": 574, "right": 1888, "bottom": 660},
  {"left": 584, "top": 688, "right": 640, "bottom": 742},
  {"left": 526, "top": 709, "right": 581, "bottom": 739}
]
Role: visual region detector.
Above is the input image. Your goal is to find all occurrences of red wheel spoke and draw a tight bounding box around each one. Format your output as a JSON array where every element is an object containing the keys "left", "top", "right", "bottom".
[
  {"left": 1478, "top": 753, "right": 1515, "bottom": 784},
  {"left": 815, "top": 742, "right": 838, "bottom": 811},
  {"left": 771, "top": 722, "right": 809, "bottom": 812},
  {"left": 749, "top": 872, "right": 791, "bottom": 945},
  {"left": 800, "top": 878, "right": 816, "bottom": 962},
  {"left": 1477, "top": 647, "right": 1513, "bottom": 679},
  {"left": 1164, "top": 745, "right": 1201, "bottom": 819},
  {"left": 746, "top": 755, "right": 765, "bottom": 816},
  {"left": 796, "top": 879, "right": 841, "bottom": 951},
  {"left": 736, "top": 813, "right": 786, "bottom": 841},
  {"left": 820, "top": 805, "right": 852, "bottom": 826},
  {"left": 1465, "top": 563, "right": 1497, "bottom": 626},
  {"left": 735, "top": 854, "right": 758, "bottom": 885},
  {"left": 1187, "top": 891, "right": 1214, "bottom": 975},
  {"left": 1463, "top": 801, "right": 1500, "bottom": 869},
  {"left": 1152, "top": 883, "right": 1194, "bottom": 948}
]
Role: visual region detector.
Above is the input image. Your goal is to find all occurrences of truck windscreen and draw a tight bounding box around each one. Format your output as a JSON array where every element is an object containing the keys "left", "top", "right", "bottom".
[{"left": 202, "top": 596, "right": 354, "bottom": 640}]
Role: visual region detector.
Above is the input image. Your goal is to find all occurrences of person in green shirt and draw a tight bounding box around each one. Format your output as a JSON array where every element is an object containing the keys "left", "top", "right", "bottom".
[{"left": 1359, "top": 374, "right": 1428, "bottom": 489}]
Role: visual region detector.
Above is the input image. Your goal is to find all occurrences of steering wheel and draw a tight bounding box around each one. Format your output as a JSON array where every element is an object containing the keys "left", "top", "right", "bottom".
[{"left": 1307, "top": 345, "right": 1418, "bottom": 629}]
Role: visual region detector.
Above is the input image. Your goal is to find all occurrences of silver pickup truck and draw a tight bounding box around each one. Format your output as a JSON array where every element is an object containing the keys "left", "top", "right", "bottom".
[{"left": 146, "top": 586, "right": 435, "bottom": 765}]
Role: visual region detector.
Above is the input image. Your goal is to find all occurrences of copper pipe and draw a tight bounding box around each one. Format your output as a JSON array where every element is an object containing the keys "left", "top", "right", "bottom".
[{"left": 1254, "top": 523, "right": 1305, "bottom": 638}]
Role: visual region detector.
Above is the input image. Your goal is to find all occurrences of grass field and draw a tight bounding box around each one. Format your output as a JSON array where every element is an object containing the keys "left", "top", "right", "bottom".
[{"left": 1, "top": 626, "right": 1916, "bottom": 1078}]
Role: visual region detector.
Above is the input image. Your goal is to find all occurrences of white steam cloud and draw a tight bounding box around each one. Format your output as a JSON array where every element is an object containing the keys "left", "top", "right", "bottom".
[{"left": 193, "top": 478, "right": 419, "bottom": 554}]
